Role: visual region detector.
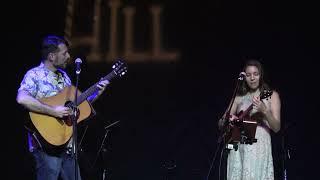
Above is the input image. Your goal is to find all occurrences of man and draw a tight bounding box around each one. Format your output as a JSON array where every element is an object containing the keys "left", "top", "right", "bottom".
[{"left": 16, "top": 35, "right": 109, "bottom": 180}]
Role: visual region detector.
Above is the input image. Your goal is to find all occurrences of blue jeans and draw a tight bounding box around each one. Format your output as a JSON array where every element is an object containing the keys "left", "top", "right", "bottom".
[{"left": 31, "top": 149, "right": 82, "bottom": 180}]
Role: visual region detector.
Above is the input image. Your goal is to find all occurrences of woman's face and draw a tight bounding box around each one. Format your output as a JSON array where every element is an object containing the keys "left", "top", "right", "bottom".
[{"left": 245, "top": 65, "right": 260, "bottom": 90}]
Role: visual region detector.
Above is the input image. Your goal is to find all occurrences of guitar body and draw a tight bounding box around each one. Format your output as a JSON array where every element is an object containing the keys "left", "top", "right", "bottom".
[
  {"left": 26, "top": 59, "right": 127, "bottom": 155},
  {"left": 29, "top": 86, "right": 92, "bottom": 153}
]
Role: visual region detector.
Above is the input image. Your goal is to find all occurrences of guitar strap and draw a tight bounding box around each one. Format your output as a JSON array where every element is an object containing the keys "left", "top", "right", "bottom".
[{"left": 24, "top": 125, "right": 43, "bottom": 152}]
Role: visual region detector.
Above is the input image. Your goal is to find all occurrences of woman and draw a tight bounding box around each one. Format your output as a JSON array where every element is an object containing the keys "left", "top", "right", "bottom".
[{"left": 219, "top": 59, "right": 281, "bottom": 180}]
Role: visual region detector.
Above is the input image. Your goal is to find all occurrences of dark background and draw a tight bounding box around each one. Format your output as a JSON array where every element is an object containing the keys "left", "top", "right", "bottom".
[{"left": 2, "top": 0, "right": 318, "bottom": 179}]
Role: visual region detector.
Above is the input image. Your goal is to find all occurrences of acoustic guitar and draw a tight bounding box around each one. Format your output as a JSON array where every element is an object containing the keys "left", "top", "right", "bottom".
[{"left": 28, "top": 59, "right": 127, "bottom": 154}]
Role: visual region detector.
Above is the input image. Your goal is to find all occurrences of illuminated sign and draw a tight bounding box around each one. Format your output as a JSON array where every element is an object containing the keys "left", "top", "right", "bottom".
[{"left": 64, "top": 0, "right": 180, "bottom": 63}]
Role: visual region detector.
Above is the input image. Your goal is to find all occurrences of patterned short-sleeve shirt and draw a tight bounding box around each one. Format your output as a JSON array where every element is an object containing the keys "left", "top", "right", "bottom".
[{"left": 18, "top": 63, "right": 72, "bottom": 99}]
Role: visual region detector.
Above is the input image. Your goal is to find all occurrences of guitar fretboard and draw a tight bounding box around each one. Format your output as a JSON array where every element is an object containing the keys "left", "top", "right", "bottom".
[{"left": 75, "top": 70, "right": 116, "bottom": 105}]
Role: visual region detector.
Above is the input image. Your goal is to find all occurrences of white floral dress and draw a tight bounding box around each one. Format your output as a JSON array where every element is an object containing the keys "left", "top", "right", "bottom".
[{"left": 227, "top": 93, "right": 274, "bottom": 180}]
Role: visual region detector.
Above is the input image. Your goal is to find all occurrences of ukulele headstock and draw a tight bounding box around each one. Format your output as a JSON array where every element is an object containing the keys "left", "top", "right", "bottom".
[{"left": 260, "top": 89, "right": 273, "bottom": 100}]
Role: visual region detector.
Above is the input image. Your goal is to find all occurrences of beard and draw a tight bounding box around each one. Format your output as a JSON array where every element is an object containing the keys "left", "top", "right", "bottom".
[
  {"left": 53, "top": 60, "right": 68, "bottom": 69},
  {"left": 55, "top": 64, "right": 66, "bottom": 69}
]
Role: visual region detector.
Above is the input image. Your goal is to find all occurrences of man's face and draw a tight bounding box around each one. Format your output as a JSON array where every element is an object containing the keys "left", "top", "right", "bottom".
[{"left": 52, "top": 43, "right": 70, "bottom": 69}]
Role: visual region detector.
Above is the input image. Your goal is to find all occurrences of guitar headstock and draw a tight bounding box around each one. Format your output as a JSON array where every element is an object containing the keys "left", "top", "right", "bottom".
[
  {"left": 112, "top": 59, "right": 128, "bottom": 77},
  {"left": 260, "top": 89, "right": 273, "bottom": 100}
]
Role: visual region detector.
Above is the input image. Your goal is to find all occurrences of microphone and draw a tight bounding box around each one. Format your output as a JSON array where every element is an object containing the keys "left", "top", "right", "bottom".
[
  {"left": 75, "top": 58, "right": 82, "bottom": 74},
  {"left": 238, "top": 72, "right": 246, "bottom": 80}
]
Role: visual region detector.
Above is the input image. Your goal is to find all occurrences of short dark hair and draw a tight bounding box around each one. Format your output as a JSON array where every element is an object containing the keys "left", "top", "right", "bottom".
[{"left": 41, "top": 35, "right": 69, "bottom": 60}]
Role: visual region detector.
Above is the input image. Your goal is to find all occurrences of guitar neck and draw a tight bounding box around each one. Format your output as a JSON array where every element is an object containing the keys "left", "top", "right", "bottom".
[
  {"left": 238, "top": 91, "right": 271, "bottom": 119},
  {"left": 75, "top": 71, "right": 116, "bottom": 105},
  {"left": 238, "top": 104, "right": 254, "bottom": 119}
]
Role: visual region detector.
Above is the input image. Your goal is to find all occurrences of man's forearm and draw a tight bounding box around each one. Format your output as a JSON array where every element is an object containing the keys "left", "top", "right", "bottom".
[{"left": 16, "top": 91, "right": 55, "bottom": 116}]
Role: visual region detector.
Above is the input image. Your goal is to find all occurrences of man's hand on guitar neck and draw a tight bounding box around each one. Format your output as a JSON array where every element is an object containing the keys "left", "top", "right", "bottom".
[
  {"left": 96, "top": 79, "right": 110, "bottom": 96},
  {"left": 88, "top": 79, "right": 110, "bottom": 103}
]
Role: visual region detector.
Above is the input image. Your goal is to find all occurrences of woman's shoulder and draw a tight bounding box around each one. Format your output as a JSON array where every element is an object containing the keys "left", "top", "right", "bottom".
[{"left": 271, "top": 90, "right": 280, "bottom": 100}]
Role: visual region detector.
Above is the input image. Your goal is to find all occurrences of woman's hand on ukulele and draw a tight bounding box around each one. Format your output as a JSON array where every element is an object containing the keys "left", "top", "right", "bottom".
[{"left": 252, "top": 96, "right": 268, "bottom": 114}]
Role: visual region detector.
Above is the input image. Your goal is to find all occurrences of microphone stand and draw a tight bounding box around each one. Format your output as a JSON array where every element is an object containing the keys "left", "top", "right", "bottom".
[
  {"left": 282, "top": 131, "right": 288, "bottom": 180},
  {"left": 72, "top": 67, "right": 81, "bottom": 180},
  {"left": 206, "top": 73, "right": 244, "bottom": 180},
  {"left": 91, "top": 120, "right": 120, "bottom": 180},
  {"left": 281, "top": 122, "right": 294, "bottom": 180}
]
